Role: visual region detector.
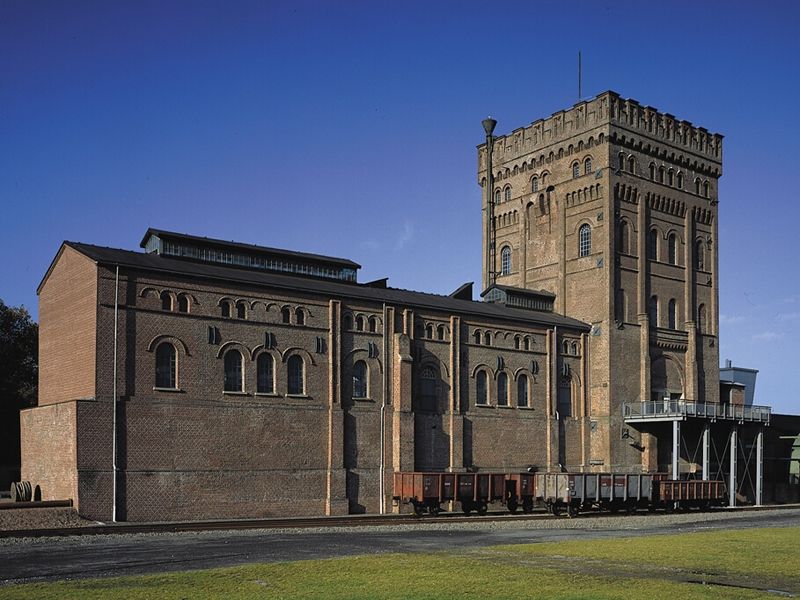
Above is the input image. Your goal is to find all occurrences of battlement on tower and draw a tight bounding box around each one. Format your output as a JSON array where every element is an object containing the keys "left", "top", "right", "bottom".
[{"left": 478, "top": 91, "right": 722, "bottom": 177}]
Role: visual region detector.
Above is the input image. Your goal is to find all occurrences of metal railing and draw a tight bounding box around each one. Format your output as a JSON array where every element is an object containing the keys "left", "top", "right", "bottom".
[{"left": 623, "top": 400, "right": 771, "bottom": 425}]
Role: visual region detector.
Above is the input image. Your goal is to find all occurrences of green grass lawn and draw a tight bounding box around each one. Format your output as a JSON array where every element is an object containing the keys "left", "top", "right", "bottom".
[{"left": 4, "top": 527, "right": 798, "bottom": 600}]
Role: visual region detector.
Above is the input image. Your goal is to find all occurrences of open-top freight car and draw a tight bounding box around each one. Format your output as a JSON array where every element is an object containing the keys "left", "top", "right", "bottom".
[
  {"left": 392, "top": 472, "right": 535, "bottom": 515},
  {"left": 393, "top": 471, "right": 727, "bottom": 516}
]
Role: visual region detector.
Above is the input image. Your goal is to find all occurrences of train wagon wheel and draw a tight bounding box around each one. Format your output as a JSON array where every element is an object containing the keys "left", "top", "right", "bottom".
[
  {"left": 461, "top": 500, "right": 473, "bottom": 516},
  {"left": 551, "top": 502, "right": 563, "bottom": 517},
  {"left": 566, "top": 503, "right": 579, "bottom": 518},
  {"left": 507, "top": 499, "right": 519, "bottom": 514},
  {"left": 522, "top": 498, "right": 534, "bottom": 513},
  {"left": 413, "top": 502, "right": 426, "bottom": 517},
  {"left": 476, "top": 501, "right": 488, "bottom": 516}
]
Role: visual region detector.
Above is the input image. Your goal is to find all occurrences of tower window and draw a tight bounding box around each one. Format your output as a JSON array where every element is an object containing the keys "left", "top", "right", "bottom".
[
  {"left": 618, "top": 220, "right": 630, "bottom": 255},
  {"left": 437, "top": 325, "right": 446, "bottom": 341},
  {"left": 419, "top": 366, "right": 437, "bottom": 412},
  {"left": 295, "top": 308, "right": 305, "bottom": 325},
  {"left": 649, "top": 163, "right": 656, "bottom": 180},
  {"left": 494, "top": 189, "right": 501, "bottom": 204},
  {"left": 501, "top": 245, "right": 512, "bottom": 275},
  {"left": 628, "top": 156, "right": 635, "bottom": 174},
  {"left": 677, "top": 172, "right": 684, "bottom": 189},
  {"left": 155, "top": 342, "right": 177, "bottom": 389},
  {"left": 584, "top": 157, "right": 592, "bottom": 175},
  {"left": 698, "top": 304, "right": 707, "bottom": 334},
  {"left": 531, "top": 176, "right": 539, "bottom": 192},
  {"left": 368, "top": 316, "right": 377, "bottom": 333},
  {"left": 703, "top": 181, "right": 710, "bottom": 197},
  {"left": 484, "top": 331, "right": 492, "bottom": 346},
  {"left": 668, "top": 233, "right": 677, "bottom": 265},
  {"left": 287, "top": 355, "right": 305, "bottom": 395},
  {"left": 343, "top": 313, "right": 353, "bottom": 331},
  {"left": 236, "top": 301, "right": 247, "bottom": 320},
  {"left": 648, "top": 229, "right": 658, "bottom": 261},
  {"left": 578, "top": 224, "right": 591, "bottom": 257},
  {"left": 668, "top": 299, "right": 677, "bottom": 330},
  {"left": 160, "top": 291, "right": 172, "bottom": 312},
  {"left": 281, "top": 306, "right": 291, "bottom": 324},
  {"left": 572, "top": 162, "right": 580, "bottom": 178},
  {"left": 658, "top": 166, "right": 665, "bottom": 183},
  {"left": 504, "top": 186, "right": 512, "bottom": 202},
  {"left": 356, "top": 315, "right": 365, "bottom": 331},
  {"left": 221, "top": 300, "right": 232, "bottom": 318},
  {"left": 223, "top": 349, "right": 244, "bottom": 392},
  {"left": 473, "top": 330, "right": 481, "bottom": 344},
  {"left": 649, "top": 296, "right": 659, "bottom": 327},
  {"left": 425, "top": 324, "right": 433, "bottom": 339},
  {"left": 695, "top": 178, "right": 701, "bottom": 195},
  {"left": 668, "top": 169, "right": 674, "bottom": 187},
  {"left": 177, "top": 295, "right": 189, "bottom": 313},
  {"left": 696, "top": 240, "right": 706, "bottom": 270}
]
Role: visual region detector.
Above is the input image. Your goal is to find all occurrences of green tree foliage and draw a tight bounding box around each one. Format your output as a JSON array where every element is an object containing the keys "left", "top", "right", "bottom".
[{"left": 0, "top": 299, "right": 38, "bottom": 487}]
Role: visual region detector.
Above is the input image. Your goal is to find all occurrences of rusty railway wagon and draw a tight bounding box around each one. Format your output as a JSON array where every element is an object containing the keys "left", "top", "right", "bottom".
[
  {"left": 393, "top": 471, "right": 727, "bottom": 517},
  {"left": 392, "top": 472, "right": 535, "bottom": 516}
]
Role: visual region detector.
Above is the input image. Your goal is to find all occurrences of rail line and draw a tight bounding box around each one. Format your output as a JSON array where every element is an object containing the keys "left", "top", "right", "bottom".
[{"left": 2, "top": 503, "right": 796, "bottom": 540}]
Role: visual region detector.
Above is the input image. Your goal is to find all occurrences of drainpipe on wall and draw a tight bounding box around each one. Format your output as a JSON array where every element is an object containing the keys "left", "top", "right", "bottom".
[
  {"left": 111, "top": 265, "right": 120, "bottom": 522},
  {"left": 379, "top": 302, "right": 387, "bottom": 514}
]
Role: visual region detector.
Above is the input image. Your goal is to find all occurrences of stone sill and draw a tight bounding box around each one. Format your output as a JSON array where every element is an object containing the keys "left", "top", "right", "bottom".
[
  {"left": 152, "top": 387, "right": 183, "bottom": 393},
  {"left": 222, "top": 391, "right": 249, "bottom": 396}
]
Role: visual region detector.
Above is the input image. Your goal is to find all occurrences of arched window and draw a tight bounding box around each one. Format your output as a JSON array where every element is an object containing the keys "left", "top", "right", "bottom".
[
  {"left": 352, "top": 360, "right": 368, "bottom": 398},
  {"left": 437, "top": 325, "right": 445, "bottom": 341},
  {"left": 571, "top": 342, "right": 579, "bottom": 355},
  {"left": 531, "top": 176, "right": 539, "bottom": 192},
  {"left": 668, "top": 299, "right": 677, "bottom": 330},
  {"left": 177, "top": 295, "right": 189, "bottom": 313},
  {"left": 343, "top": 313, "right": 353, "bottom": 331},
  {"left": 578, "top": 224, "right": 591, "bottom": 257},
  {"left": 523, "top": 337, "right": 530, "bottom": 351},
  {"left": 618, "top": 220, "right": 630, "bottom": 254},
  {"left": 649, "top": 296, "right": 659, "bottom": 327},
  {"left": 514, "top": 335, "right": 521, "bottom": 350},
  {"left": 541, "top": 172, "right": 549, "bottom": 186},
  {"left": 425, "top": 324, "right": 433, "bottom": 339},
  {"left": 696, "top": 240, "right": 705, "bottom": 270},
  {"left": 618, "top": 152, "right": 625, "bottom": 171},
  {"left": 703, "top": 181, "right": 709, "bottom": 197},
  {"left": 236, "top": 301, "right": 247, "bottom": 320},
  {"left": 677, "top": 172, "right": 684, "bottom": 188},
  {"left": 494, "top": 189, "right": 501, "bottom": 204},
  {"left": 287, "top": 355, "right": 304, "bottom": 395},
  {"left": 295, "top": 308, "right": 305, "bottom": 326},
  {"left": 420, "top": 366, "right": 437, "bottom": 412},
  {"left": 584, "top": 157, "right": 592, "bottom": 175},
  {"left": 668, "top": 233, "right": 677, "bottom": 265},
  {"left": 224, "top": 350, "right": 243, "bottom": 392},
  {"left": 484, "top": 331, "right": 492, "bottom": 346},
  {"left": 473, "top": 330, "right": 481, "bottom": 344},
  {"left": 648, "top": 229, "right": 658, "bottom": 260},
  {"left": 667, "top": 169, "right": 674, "bottom": 186},
  {"left": 698, "top": 304, "right": 707, "bottom": 334},
  {"left": 572, "top": 162, "right": 580, "bottom": 178},
  {"left": 257, "top": 353, "right": 274, "bottom": 394},
  {"left": 658, "top": 166, "right": 665, "bottom": 183},
  {"left": 628, "top": 156, "right": 635, "bottom": 173},
  {"left": 221, "top": 300, "right": 231, "bottom": 318},
  {"left": 160, "top": 291, "right": 172, "bottom": 311},
  {"left": 695, "top": 178, "right": 701, "bottom": 195},
  {"left": 356, "top": 315, "right": 365, "bottom": 331},
  {"left": 501, "top": 245, "right": 512, "bottom": 275},
  {"left": 616, "top": 288, "right": 628, "bottom": 323},
  {"left": 517, "top": 374, "right": 528, "bottom": 407},
  {"left": 476, "top": 370, "right": 488, "bottom": 405},
  {"left": 497, "top": 372, "right": 508, "bottom": 406},
  {"left": 562, "top": 340, "right": 570, "bottom": 354},
  {"left": 368, "top": 317, "right": 377, "bottom": 333},
  {"left": 281, "top": 306, "right": 291, "bottom": 324},
  {"left": 649, "top": 163, "right": 656, "bottom": 180},
  {"left": 155, "top": 342, "right": 176, "bottom": 389},
  {"left": 504, "top": 186, "right": 512, "bottom": 201}
]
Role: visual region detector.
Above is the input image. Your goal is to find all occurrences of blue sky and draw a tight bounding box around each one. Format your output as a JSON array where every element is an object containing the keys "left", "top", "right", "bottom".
[{"left": 1, "top": 1, "right": 798, "bottom": 412}]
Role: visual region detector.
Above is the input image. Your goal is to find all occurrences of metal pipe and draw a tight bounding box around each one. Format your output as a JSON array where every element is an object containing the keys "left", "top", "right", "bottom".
[
  {"left": 729, "top": 426, "right": 737, "bottom": 507},
  {"left": 672, "top": 420, "right": 680, "bottom": 479},
  {"left": 702, "top": 424, "right": 710, "bottom": 481},
  {"left": 756, "top": 427, "right": 763, "bottom": 506},
  {"left": 111, "top": 265, "right": 120, "bottom": 522},
  {"left": 379, "top": 303, "right": 387, "bottom": 514}
]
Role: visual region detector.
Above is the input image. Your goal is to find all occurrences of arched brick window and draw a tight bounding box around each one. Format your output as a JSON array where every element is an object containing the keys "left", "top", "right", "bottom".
[
  {"left": 257, "top": 353, "right": 274, "bottom": 394},
  {"left": 572, "top": 162, "right": 580, "bottom": 178},
  {"left": 236, "top": 301, "right": 247, "bottom": 320},
  {"left": 668, "top": 299, "right": 677, "bottom": 330},
  {"left": 353, "top": 360, "right": 368, "bottom": 399},
  {"left": 287, "top": 355, "right": 304, "bottom": 395},
  {"left": 476, "top": 370, "right": 488, "bottom": 405},
  {"left": 437, "top": 325, "right": 446, "bottom": 341},
  {"left": 517, "top": 374, "right": 529, "bottom": 407},
  {"left": 648, "top": 229, "right": 658, "bottom": 260},
  {"left": 531, "top": 176, "right": 539, "bottom": 192},
  {"left": 356, "top": 315, "right": 365, "bottom": 331},
  {"left": 295, "top": 308, "right": 305, "bottom": 325},
  {"left": 177, "top": 294, "right": 189, "bottom": 313},
  {"left": 223, "top": 349, "right": 243, "bottom": 392},
  {"left": 578, "top": 224, "right": 591, "bottom": 257},
  {"left": 419, "top": 366, "right": 438, "bottom": 412},
  {"left": 501, "top": 245, "right": 512, "bottom": 275},
  {"left": 160, "top": 291, "right": 172, "bottom": 311},
  {"left": 281, "top": 306, "right": 291, "bottom": 324},
  {"left": 504, "top": 186, "right": 512, "bottom": 201},
  {"left": 668, "top": 233, "right": 677, "bottom": 265},
  {"left": 155, "top": 342, "right": 177, "bottom": 389},
  {"left": 221, "top": 300, "right": 232, "bottom": 318},
  {"left": 497, "top": 372, "right": 509, "bottom": 406},
  {"left": 584, "top": 157, "right": 592, "bottom": 175},
  {"left": 649, "top": 296, "right": 659, "bottom": 327},
  {"left": 368, "top": 316, "right": 377, "bottom": 333},
  {"left": 343, "top": 313, "right": 353, "bottom": 331}
]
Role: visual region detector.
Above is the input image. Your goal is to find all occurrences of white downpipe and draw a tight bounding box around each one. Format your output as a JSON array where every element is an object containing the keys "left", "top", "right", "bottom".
[
  {"left": 379, "top": 303, "right": 387, "bottom": 514},
  {"left": 111, "top": 265, "right": 120, "bottom": 522}
]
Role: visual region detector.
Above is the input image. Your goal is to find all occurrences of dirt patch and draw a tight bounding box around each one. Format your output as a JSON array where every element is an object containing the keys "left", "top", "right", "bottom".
[{"left": 0, "top": 507, "right": 93, "bottom": 531}]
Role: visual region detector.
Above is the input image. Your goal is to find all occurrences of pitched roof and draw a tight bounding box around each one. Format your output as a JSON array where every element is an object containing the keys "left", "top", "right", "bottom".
[{"left": 63, "top": 241, "right": 590, "bottom": 331}]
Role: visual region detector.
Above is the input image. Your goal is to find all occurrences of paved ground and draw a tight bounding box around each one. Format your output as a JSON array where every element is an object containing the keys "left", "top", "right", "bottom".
[{"left": 1, "top": 507, "right": 799, "bottom": 585}]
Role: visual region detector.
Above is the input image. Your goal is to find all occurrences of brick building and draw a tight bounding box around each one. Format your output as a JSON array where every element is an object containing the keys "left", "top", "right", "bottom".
[
  {"left": 22, "top": 229, "right": 589, "bottom": 520},
  {"left": 21, "top": 90, "right": 773, "bottom": 520}
]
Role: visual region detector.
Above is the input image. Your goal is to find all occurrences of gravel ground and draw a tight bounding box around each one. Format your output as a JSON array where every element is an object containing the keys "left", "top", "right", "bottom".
[{"left": 0, "top": 508, "right": 93, "bottom": 532}]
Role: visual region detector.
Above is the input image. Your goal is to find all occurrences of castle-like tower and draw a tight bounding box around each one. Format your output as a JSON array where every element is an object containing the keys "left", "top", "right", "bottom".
[{"left": 479, "top": 91, "right": 722, "bottom": 470}]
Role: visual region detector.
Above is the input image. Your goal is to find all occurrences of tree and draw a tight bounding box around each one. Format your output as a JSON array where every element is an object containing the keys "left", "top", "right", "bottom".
[{"left": 0, "top": 300, "right": 38, "bottom": 489}]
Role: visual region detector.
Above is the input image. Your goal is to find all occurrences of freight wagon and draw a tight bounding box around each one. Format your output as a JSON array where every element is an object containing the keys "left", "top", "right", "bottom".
[{"left": 392, "top": 471, "right": 727, "bottom": 517}]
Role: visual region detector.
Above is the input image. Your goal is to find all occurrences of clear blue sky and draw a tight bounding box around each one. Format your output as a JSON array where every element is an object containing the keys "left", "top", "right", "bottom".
[{"left": 1, "top": 1, "right": 798, "bottom": 412}]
